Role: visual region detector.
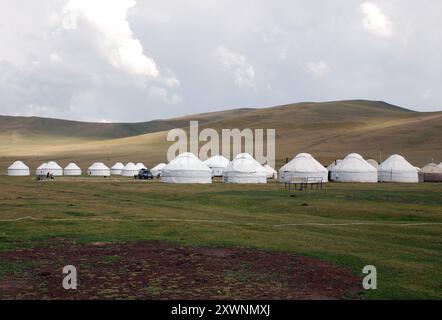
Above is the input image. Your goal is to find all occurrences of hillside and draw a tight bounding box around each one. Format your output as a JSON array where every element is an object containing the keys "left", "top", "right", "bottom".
[{"left": 0, "top": 100, "right": 441, "bottom": 171}]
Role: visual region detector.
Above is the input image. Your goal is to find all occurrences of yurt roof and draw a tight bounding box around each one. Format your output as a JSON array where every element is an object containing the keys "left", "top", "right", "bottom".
[
  {"left": 263, "top": 164, "right": 277, "bottom": 174},
  {"left": 379, "top": 155, "right": 417, "bottom": 172},
  {"left": 226, "top": 153, "right": 267, "bottom": 173},
  {"left": 111, "top": 162, "right": 125, "bottom": 169},
  {"left": 421, "top": 163, "right": 442, "bottom": 174},
  {"left": 88, "top": 162, "right": 109, "bottom": 170},
  {"left": 203, "top": 155, "right": 230, "bottom": 168},
  {"left": 335, "top": 153, "right": 377, "bottom": 173},
  {"left": 37, "top": 162, "right": 48, "bottom": 169},
  {"left": 64, "top": 163, "right": 80, "bottom": 170},
  {"left": 123, "top": 162, "right": 137, "bottom": 170},
  {"left": 135, "top": 163, "right": 146, "bottom": 169},
  {"left": 164, "top": 153, "right": 211, "bottom": 171},
  {"left": 8, "top": 161, "right": 29, "bottom": 170},
  {"left": 45, "top": 161, "right": 63, "bottom": 169},
  {"left": 151, "top": 163, "right": 166, "bottom": 170},
  {"left": 280, "top": 153, "right": 327, "bottom": 173}
]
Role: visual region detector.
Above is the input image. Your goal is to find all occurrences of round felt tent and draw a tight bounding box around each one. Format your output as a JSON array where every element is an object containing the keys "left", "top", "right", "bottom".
[
  {"left": 263, "top": 164, "right": 277, "bottom": 179},
  {"left": 121, "top": 162, "right": 139, "bottom": 177},
  {"left": 421, "top": 163, "right": 442, "bottom": 182},
  {"left": 87, "top": 162, "right": 110, "bottom": 177},
  {"left": 378, "top": 155, "right": 418, "bottom": 183},
  {"left": 7, "top": 161, "right": 30, "bottom": 176},
  {"left": 135, "top": 163, "right": 146, "bottom": 170},
  {"left": 161, "top": 152, "right": 212, "bottom": 184},
  {"left": 203, "top": 155, "right": 230, "bottom": 177},
  {"left": 331, "top": 153, "right": 377, "bottom": 183},
  {"left": 110, "top": 162, "right": 124, "bottom": 175},
  {"left": 41, "top": 161, "right": 63, "bottom": 176},
  {"left": 151, "top": 163, "right": 166, "bottom": 178},
  {"left": 224, "top": 153, "right": 267, "bottom": 184},
  {"left": 64, "top": 163, "right": 82, "bottom": 176},
  {"left": 279, "top": 153, "right": 328, "bottom": 183},
  {"left": 36, "top": 163, "right": 47, "bottom": 176}
]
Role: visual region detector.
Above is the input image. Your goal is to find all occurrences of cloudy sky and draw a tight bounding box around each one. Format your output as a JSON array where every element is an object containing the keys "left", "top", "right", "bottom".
[{"left": 0, "top": 0, "right": 441, "bottom": 122}]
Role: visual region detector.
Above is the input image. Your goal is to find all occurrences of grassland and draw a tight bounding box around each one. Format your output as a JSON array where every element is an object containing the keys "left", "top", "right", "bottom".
[{"left": 0, "top": 176, "right": 441, "bottom": 299}]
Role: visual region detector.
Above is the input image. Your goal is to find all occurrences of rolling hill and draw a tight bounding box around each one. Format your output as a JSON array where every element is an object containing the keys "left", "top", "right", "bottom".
[{"left": 0, "top": 100, "right": 441, "bottom": 171}]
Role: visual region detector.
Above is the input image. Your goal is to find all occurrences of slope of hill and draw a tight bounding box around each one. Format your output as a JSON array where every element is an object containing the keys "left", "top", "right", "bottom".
[{"left": 0, "top": 100, "right": 441, "bottom": 171}]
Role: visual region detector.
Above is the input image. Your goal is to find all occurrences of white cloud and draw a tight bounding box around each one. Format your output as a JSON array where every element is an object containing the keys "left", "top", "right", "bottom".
[
  {"left": 61, "top": 0, "right": 160, "bottom": 77},
  {"left": 148, "top": 86, "right": 183, "bottom": 105},
  {"left": 49, "top": 52, "right": 62, "bottom": 63},
  {"left": 307, "top": 60, "right": 331, "bottom": 79},
  {"left": 214, "top": 46, "right": 256, "bottom": 88},
  {"left": 361, "top": 2, "right": 393, "bottom": 37}
]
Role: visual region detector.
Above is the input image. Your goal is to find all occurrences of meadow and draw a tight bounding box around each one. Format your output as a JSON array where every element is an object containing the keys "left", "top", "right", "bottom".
[{"left": 0, "top": 176, "right": 441, "bottom": 299}]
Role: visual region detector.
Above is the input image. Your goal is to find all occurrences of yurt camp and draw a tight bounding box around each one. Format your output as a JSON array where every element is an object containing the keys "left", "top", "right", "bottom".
[
  {"left": 367, "top": 159, "right": 379, "bottom": 169},
  {"left": 151, "top": 163, "right": 166, "bottom": 177},
  {"left": 224, "top": 153, "right": 267, "bottom": 184},
  {"left": 279, "top": 153, "right": 328, "bottom": 183},
  {"left": 7, "top": 161, "right": 30, "bottom": 176},
  {"left": 378, "top": 155, "right": 418, "bottom": 183},
  {"left": 36, "top": 163, "right": 47, "bottom": 176},
  {"left": 87, "top": 163, "right": 110, "bottom": 177},
  {"left": 161, "top": 152, "right": 212, "bottom": 184},
  {"left": 203, "top": 155, "right": 230, "bottom": 177},
  {"left": 122, "top": 162, "right": 139, "bottom": 177},
  {"left": 110, "top": 162, "right": 124, "bottom": 175},
  {"left": 264, "top": 164, "right": 277, "bottom": 179},
  {"left": 40, "top": 161, "right": 63, "bottom": 176},
  {"left": 421, "top": 163, "right": 442, "bottom": 182},
  {"left": 331, "top": 153, "right": 377, "bottom": 183},
  {"left": 64, "top": 163, "right": 82, "bottom": 176}
]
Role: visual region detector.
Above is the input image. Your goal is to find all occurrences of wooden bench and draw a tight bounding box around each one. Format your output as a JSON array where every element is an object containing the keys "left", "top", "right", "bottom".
[{"left": 285, "top": 177, "right": 324, "bottom": 191}]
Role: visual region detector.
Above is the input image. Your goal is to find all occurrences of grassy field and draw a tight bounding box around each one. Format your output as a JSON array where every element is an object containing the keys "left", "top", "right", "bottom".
[{"left": 0, "top": 176, "right": 441, "bottom": 299}]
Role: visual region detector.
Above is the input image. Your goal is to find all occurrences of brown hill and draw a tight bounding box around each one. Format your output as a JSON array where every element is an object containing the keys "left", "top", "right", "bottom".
[{"left": 0, "top": 100, "right": 441, "bottom": 171}]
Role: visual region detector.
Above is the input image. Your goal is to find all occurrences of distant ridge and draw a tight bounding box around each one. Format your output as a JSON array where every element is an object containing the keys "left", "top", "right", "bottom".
[{"left": 0, "top": 100, "right": 441, "bottom": 169}]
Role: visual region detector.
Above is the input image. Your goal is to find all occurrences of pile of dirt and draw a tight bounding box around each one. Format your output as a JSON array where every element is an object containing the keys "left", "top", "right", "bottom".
[{"left": 0, "top": 240, "right": 362, "bottom": 300}]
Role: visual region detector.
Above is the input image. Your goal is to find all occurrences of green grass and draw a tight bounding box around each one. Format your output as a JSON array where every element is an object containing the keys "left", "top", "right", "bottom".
[{"left": 0, "top": 176, "right": 441, "bottom": 299}]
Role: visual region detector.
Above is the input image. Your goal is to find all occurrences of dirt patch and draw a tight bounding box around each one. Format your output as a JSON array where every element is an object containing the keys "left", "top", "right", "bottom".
[{"left": 0, "top": 240, "right": 362, "bottom": 300}]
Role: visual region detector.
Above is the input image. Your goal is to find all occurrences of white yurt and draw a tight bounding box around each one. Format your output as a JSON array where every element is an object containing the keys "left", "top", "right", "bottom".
[
  {"left": 135, "top": 162, "right": 146, "bottom": 170},
  {"left": 378, "top": 155, "right": 418, "bottom": 183},
  {"left": 367, "top": 159, "right": 379, "bottom": 169},
  {"left": 203, "top": 155, "right": 230, "bottom": 177},
  {"left": 263, "top": 164, "right": 277, "bottom": 179},
  {"left": 40, "top": 161, "right": 63, "bottom": 176},
  {"left": 121, "top": 162, "right": 139, "bottom": 177},
  {"left": 224, "top": 153, "right": 268, "bottom": 184},
  {"left": 151, "top": 163, "right": 166, "bottom": 177},
  {"left": 439, "top": 162, "right": 442, "bottom": 168},
  {"left": 111, "top": 162, "right": 125, "bottom": 175},
  {"left": 279, "top": 153, "right": 328, "bottom": 183},
  {"left": 36, "top": 163, "right": 47, "bottom": 175},
  {"left": 331, "top": 153, "right": 377, "bottom": 183},
  {"left": 87, "top": 162, "right": 110, "bottom": 177},
  {"left": 162, "top": 152, "right": 212, "bottom": 184},
  {"left": 64, "top": 163, "right": 82, "bottom": 176},
  {"left": 7, "top": 161, "right": 30, "bottom": 176},
  {"left": 421, "top": 163, "right": 442, "bottom": 182}
]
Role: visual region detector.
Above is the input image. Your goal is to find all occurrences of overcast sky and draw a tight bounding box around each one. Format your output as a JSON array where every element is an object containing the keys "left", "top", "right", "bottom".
[{"left": 0, "top": 0, "right": 441, "bottom": 122}]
